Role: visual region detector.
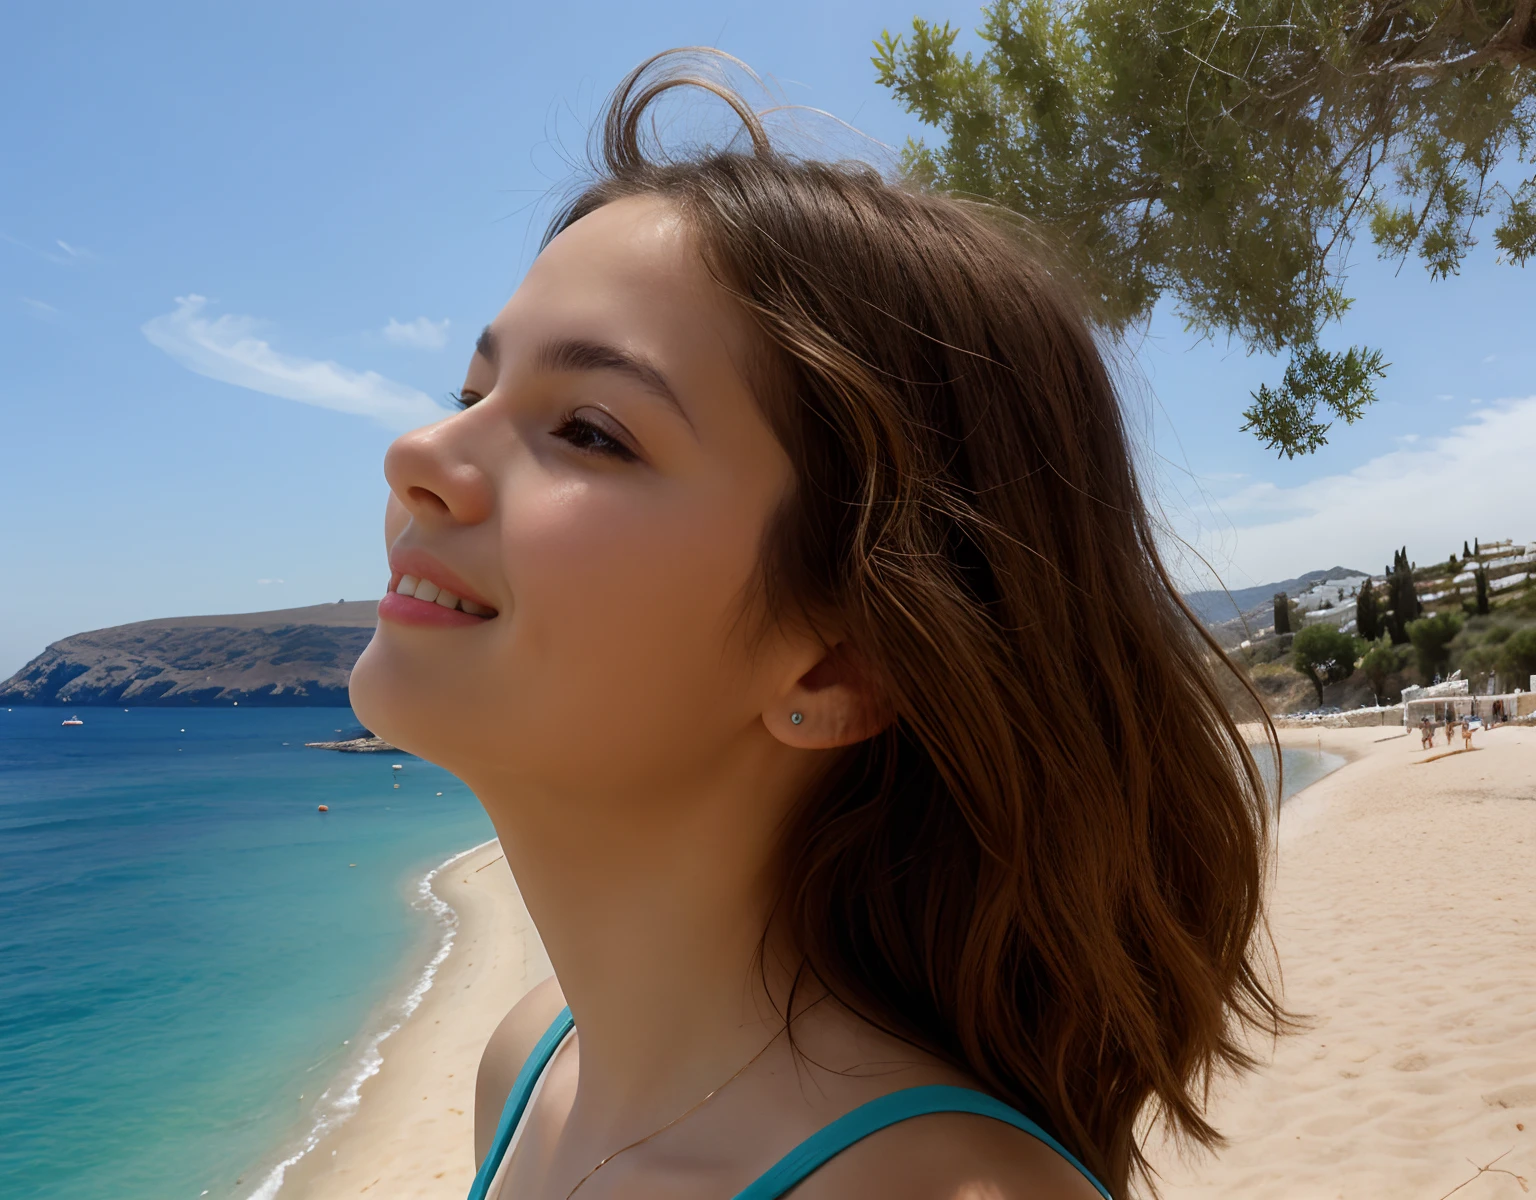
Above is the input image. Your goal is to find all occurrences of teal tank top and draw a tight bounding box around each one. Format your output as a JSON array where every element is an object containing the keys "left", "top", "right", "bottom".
[{"left": 466, "top": 1007, "right": 1111, "bottom": 1200}]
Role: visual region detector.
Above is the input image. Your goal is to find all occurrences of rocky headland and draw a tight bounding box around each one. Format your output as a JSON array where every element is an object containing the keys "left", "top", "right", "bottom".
[{"left": 0, "top": 601, "right": 379, "bottom": 707}]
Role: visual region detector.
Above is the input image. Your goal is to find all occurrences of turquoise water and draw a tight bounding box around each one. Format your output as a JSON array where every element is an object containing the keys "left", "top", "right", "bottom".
[
  {"left": 1271, "top": 744, "right": 1348, "bottom": 804},
  {"left": 0, "top": 707, "right": 493, "bottom": 1200}
]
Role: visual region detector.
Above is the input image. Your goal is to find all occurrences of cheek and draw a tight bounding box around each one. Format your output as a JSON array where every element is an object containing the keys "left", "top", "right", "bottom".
[{"left": 502, "top": 482, "right": 767, "bottom": 753}]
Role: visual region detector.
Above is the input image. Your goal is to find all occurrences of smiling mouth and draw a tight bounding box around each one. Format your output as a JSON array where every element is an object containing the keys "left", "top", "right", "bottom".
[{"left": 391, "top": 574, "right": 497, "bottom": 618}]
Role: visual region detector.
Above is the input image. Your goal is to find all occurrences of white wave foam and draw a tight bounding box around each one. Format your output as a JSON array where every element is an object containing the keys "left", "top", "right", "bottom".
[{"left": 242, "top": 838, "right": 496, "bottom": 1200}]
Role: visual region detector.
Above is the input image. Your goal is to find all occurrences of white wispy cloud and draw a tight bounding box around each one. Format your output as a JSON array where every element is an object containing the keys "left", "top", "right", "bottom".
[
  {"left": 142, "top": 295, "right": 447, "bottom": 430},
  {"left": 22, "top": 297, "right": 58, "bottom": 314},
  {"left": 1180, "top": 393, "right": 1536, "bottom": 584},
  {"left": 257, "top": 578, "right": 285, "bottom": 585},
  {"left": 3, "top": 232, "right": 92, "bottom": 266},
  {"left": 383, "top": 316, "right": 451, "bottom": 350}
]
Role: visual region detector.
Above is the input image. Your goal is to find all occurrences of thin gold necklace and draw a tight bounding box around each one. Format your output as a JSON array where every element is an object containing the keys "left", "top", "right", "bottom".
[{"left": 562, "top": 1027, "right": 784, "bottom": 1200}]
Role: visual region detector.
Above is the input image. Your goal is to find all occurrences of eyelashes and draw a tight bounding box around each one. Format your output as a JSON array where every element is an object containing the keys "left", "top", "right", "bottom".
[
  {"left": 448, "top": 391, "right": 639, "bottom": 463},
  {"left": 552, "top": 411, "right": 639, "bottom": 461}
]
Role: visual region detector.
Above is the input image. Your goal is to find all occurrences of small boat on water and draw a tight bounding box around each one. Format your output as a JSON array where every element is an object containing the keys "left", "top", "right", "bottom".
[{"left": 61, "top": 716, "right": 84, "bottom": 726}]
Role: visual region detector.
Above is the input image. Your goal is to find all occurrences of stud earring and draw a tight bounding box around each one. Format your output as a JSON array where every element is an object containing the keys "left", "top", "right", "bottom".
[{"left": 790, "top": 711, "right": 803, "bottom": 725}]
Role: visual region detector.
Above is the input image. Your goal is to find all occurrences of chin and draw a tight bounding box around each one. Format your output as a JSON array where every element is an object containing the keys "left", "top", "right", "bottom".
[
  {"left": 348, "top": 636, "right": 405, "bottom": 745},
  {"left": 348, "top": 633, "right": 453, "bottom": 764},
  {"left": 348, "top": 630, "right": 516, "bottom": 784}
]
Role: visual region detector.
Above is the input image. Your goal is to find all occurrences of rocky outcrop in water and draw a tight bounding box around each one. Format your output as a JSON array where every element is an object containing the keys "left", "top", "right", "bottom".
[
  {"left": 303, "top": 736, "right": 396, "bottom": 752},
  {"left": 0, "top": 602, "right": 379, "bottom": 707}
]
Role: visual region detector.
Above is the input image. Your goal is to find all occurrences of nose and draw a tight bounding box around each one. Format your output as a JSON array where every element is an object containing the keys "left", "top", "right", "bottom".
[{"left": 383, "top": 415, "right": 496, "bottom": 528}]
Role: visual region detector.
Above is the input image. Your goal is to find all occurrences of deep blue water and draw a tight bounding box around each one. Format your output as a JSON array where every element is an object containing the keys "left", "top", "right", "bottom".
[{"left": 0, "top": 707, "right": 493, "bottom": 1200}]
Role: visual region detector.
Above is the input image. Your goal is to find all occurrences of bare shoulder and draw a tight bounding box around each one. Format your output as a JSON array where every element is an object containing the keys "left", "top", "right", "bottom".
[
  {"left": 473, "top": 974, "right": 567, "bottom": 1165},
  {"left": 790, "top": 1110, "right": 1107, "bottom": 1200}
]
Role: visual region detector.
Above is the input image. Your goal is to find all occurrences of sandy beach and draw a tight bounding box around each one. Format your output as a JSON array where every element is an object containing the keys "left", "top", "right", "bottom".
[
  {"left": 277, "top": 723, "right": 1534, "bottom": 1199},
  {"left": 1152, "top": 723, "right": 1536, "bottom": 1199},
  {"left": 277, "top": 841, "right": 551, "bottom": 1200}
]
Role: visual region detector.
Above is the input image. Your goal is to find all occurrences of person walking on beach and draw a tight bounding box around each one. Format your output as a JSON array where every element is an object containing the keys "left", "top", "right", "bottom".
[
  {"left": 350, "top": 50, "right": 1286, "bottom": 1200},
  {"left": 1445, "top": 711, "right": 1458, "bottom": 745},
  {"left": 1420, "top": 716, "right": 1435, "bottom": 749},
  {"left": 1462, "top": 720, "right": 1475, "bottom": 750}
]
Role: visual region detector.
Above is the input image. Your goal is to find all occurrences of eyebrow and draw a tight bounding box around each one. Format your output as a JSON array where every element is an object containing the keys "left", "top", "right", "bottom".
[
  {"left": 475, "top": 325, "right": 498, "bottom": 365},
  {"left": 473, "top": 326, "right": 693, "bottom": 431},
  {"left": 538, "top": 336, "right": 695, "bottom": 430}
]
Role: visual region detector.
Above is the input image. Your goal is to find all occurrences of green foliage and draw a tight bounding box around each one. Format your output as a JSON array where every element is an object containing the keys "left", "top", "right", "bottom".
[
  {"left": 1360, "top": 637, "right": 1406, "bottom": 702},
  {"left": 1457, "top": 641, "right": 1502, "bottom": 688},
  {"left": 1273, "top": 591, "right": 1291, "bottom": 635},
  {"left": 1355, "top": 576, "right": 1381, "bottom": 641},
  {"left": 1241, "top": 345, "right": 1388, "bottom": 458},
  {"left": 1385, "top": 547, "right": 1422, "bottom": 643},
  {"left": 1292, "top": 623, "right": 1362, "bottom": 705},
  {"left": 873, "top": 0, "right": 1536, "bottom": 456},
  {"left": 1407, "top": 610, "right": 1465, "bottom": 677},
  {"left": 1499, "top": 628, "right": 1536, "bottom": 681}
]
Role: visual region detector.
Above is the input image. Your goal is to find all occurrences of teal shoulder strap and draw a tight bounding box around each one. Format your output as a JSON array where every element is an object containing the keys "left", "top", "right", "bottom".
[
  {"left": 729, "top": 1084, "right": 1112, "bottom": 1200},
  {"left": 465, "top": 1006, "right": 575, "bottom": 1200}
]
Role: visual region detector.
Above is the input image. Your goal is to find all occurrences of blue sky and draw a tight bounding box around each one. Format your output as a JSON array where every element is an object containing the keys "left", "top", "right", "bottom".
[{"left": 3, "top": 0, "right": 1533, "bottom": 677}]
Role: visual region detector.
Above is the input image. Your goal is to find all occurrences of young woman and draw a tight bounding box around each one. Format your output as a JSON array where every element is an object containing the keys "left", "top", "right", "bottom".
[{"left": 350, "top": 50, "right": 1282, "bottom": 1200}]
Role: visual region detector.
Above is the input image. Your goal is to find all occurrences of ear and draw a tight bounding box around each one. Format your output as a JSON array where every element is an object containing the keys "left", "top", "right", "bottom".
[{"left": 764, "top": 640, "right": 893, "bottom": 750}]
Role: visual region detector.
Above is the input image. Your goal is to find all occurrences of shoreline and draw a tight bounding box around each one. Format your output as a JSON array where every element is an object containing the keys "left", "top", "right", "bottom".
[
  {"left": 240, "top": 840, "right": 493, "bottom": 1199},
  {"left": 255, "top": 839, "right": 552, "bottom": 1200}
]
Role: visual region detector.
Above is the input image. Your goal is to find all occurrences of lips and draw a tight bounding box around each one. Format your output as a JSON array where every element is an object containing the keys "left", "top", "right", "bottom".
[{"left": 380, "top": 548, "right": 499, "bottom": 628}]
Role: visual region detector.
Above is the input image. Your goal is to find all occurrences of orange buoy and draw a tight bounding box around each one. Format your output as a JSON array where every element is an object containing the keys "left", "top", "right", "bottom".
[{"left": 317, "top": 804, "right": 329, "bottom": 813}]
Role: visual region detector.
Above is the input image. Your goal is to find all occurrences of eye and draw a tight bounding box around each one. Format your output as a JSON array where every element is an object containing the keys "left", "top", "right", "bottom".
[
  {"left": 553, "top": 410, "right": 639, "bottom": 462},
  {"left": 449, "top": 389, "right": 483, "bottom": 410}
]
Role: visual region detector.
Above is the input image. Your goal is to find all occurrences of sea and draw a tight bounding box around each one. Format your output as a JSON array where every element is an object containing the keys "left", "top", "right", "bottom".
[
  {"left": 0, "top": 707, "right": 493, "bottom": 1200},
  {"left": 0, "top": 706, "right": 1344, "bottom": 1200}
]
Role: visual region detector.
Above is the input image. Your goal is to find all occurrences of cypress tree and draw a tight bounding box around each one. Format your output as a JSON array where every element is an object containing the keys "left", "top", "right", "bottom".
[
  {"left": 1273, "top": 592, "right": 1291, "bottom": 635},
  {"left": 1476, "top": 568, "right": 1490, "bottom": 615},
  {"left": 1463, "top": 540, "right": 1471, "bottom": 557},
  {"left": 1386, "top": 550, "right": 1421, "bottom": 645},
  {"left": 1355, "top": 576, "right": 1380, "bottom": 641}
]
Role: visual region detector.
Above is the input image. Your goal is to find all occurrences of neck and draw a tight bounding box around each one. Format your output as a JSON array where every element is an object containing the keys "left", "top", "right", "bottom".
[{"left": 470, "top": 730, "right": 826, "bottom": 1118}]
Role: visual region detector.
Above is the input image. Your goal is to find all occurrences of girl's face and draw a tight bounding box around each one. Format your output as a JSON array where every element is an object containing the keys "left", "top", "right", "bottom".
[{"left": 349, "top": 196, "right": 816, "bottom": 802}]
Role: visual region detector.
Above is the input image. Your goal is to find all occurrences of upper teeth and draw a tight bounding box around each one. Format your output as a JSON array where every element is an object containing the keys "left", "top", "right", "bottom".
[{"left": 394, "top": 575, "right": 492, "bottom": 616}]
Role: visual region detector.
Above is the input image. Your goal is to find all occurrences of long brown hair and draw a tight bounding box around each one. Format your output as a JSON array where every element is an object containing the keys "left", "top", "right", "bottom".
[{"left": 547, "top": 50, "right": 1284, "bottom": 1198}]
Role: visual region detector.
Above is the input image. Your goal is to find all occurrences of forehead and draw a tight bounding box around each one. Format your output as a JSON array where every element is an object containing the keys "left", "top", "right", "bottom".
[{"left": 486, "top": 194, "right": 759, "bottom": 397}]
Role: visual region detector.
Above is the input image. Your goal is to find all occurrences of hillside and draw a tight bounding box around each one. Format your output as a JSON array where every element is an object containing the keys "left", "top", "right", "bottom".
[
  {"left": 0, "top": 601, "right": 379, "bottom": 707},
  {"left": 1183, "top": 566, "right": 1368, "bottom": 629},
  {"left": 1212, "top": 536, "right": 1536, "bottom": 714}
]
